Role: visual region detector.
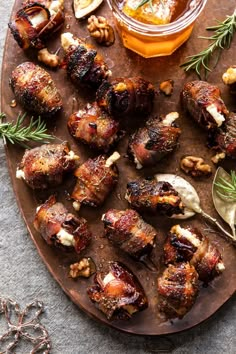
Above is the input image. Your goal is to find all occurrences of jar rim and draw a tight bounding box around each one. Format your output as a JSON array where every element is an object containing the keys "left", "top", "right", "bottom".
[{"left": 107, "top": 0, "right": 208, "bottom": 35}]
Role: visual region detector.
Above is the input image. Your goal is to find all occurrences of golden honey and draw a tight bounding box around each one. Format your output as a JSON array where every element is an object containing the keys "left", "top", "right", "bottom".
[{"left": 107, "top": 0, "right": 208, "bottom": 58}]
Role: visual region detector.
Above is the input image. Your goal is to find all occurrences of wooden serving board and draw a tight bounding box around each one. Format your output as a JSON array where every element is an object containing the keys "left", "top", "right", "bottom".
[{"left": 1, "top": 0, "right": 235, "bottom": 335}]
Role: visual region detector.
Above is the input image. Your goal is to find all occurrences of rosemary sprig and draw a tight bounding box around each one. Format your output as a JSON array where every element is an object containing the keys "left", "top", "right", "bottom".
[
  {"left": 181, "top": 9, "right": 236, "bottom": 79},
  {"left": 135, "top": 0, "right": 164, "bottom": 11},
  {"left": 0, "top": 112, "right": 54, "bottom": 148},
  {"left": 214, "top": 170, "right": 236, "bottom": 202}
]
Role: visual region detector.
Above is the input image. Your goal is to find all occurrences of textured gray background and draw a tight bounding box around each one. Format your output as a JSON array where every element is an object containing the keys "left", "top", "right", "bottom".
[{"left": 0, "top": 1, "right": 235, "bottom": 353}]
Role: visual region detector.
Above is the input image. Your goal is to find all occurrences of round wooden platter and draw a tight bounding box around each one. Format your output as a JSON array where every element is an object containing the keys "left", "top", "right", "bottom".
[{"left": 1, "top": 0, "right": 236, "bottom": 335}]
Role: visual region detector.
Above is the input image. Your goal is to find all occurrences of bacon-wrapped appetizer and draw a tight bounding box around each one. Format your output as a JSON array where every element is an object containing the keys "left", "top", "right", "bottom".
[
  {"left": 87, "top": 262, "right": 148, "bottom": 320},
  {"left": 127, "top": 112, "right": 181, "bottom": 169},
  {"left": 16, "top": 143, "right": 79, "bottom": 189},
  {"left": 164, "top": 225, "right": 225, "bottom": 283},
  {"left": 10, "top": 62, "right": 62, "bottom": 116},
  {"left": 157, "top": 262, "right": 199, "bottom": 319},
  {"left": 9, "top": 0, "right": 64, "bottom": 50},
  {"left": 102, "top": 209, "right": 157, "bottom": 259},
  {"left": 34, "top": 195, "right": 91, "bottom": 254},
  {"left": 96, "top": 77, "right": 155, "bottom": 117},
  {"left": 61, "top": 32, "right": 111, "bottom": 89},
  {"left": 68, "top": 103, "right": 122, "bottom": 152},
  {"left": 125, "top": 178, "right": 184, "bottom": 217},
  {"left": 72, "top": 152, "right": 120, "bottom": 210},
  {"left": 182, "top": 81, "right": 229, "bottom": 130}
]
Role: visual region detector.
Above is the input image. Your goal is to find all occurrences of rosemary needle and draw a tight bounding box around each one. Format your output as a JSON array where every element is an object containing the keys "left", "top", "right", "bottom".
[
  {"left": 214, "top": 170, "right": 236, "bottom": 202},
  {"left": 0, "top": 112, "right": 54, "bottom": 148},
  {"left": 181, "top": 9, "right": 236, "bottom": 79}
]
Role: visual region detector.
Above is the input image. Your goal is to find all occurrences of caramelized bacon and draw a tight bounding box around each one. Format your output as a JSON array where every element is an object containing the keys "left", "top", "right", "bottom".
[
  {"left": 157, "top": 262, "right": 199, "bottom": 318},
  {"left": 34, "top": 195, "right": 91, "bottom": 254},
  {"left": 87, "top": 262, "right": 148, "bottom": 319},
  {"left": 126, "top": 179, "right": 184, "bottom": 217},
  {"left": 102, "top": 208, "right": 157, "bottom": 259},
  {"left": 163, "top": 225, "right": 225, "bottom": 282},
  {"left": 10, "top": 62, "right": 62, "bottom": 116}
]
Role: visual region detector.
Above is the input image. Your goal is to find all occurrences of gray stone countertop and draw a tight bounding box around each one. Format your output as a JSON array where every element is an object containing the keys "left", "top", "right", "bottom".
[{"left": 0, "top": 1, "right": 235, "bottom": 353}]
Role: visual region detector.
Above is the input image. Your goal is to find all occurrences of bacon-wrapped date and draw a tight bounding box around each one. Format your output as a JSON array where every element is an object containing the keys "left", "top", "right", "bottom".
[
  {"left": 72, "top": 152, "right": 120, "bottom": 209},
  {"left": 102, "top": 208, "right": 157, "bottom": 259},
  {"left": 163, "top": 225, "right": 225, "bottom": 283},
  {"left": 8, "top": 1, "right": 65, "bottom": 50},
  {"left": 61, "top": 32, "right": 111, "bottom": 88},
  {"left": 126, "top": 179, "right": 184, "bottom": 217},
  {"left": 34, "top": 195, "right": 91, "bottom": 254},
  {"left": 127, "top": 112, "right": 181, "bottom": 169},
  {"left": 87, "top": 262, "right": 148, "bottom": 320},
  {"left": 157, "top": 262, "right": 199, "bottom": 319},
  {"left": 16, "top": 143, "right": 79, "bottom": 189},
  {"left": 96, "top": 77, "right": 155, "bottom": 117},
  {"left": 10, "top": 62, "right": 62, "bottom": 116},
  {"left": 68, "top": 103, "right": 122, "bottom": 152},
  {"left": 182, "top": 81, "right": 229, "bottom": 130}
]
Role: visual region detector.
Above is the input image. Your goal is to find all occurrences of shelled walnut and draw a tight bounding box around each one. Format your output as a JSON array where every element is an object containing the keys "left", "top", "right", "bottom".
[
  {"left": 87, "top": 15, "right": 115, "bottom": 46},
  {"left": 222, "top": 65, "right": 236, "bottom": 94},
  {"left": 69, "top": 258, "right": 96, "bottom": 278},
  {"left": 38, "top": 48, "right": 60, "bottom": 68},
  {"left": 180, "top": 156, "right": 212, "bottom": 177},
  {"left": 159, "top": 79, "right": 174, "bottom": 96}
]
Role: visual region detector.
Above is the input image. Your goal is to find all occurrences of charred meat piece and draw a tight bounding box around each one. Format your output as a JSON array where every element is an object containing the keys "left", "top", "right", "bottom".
[
  {"left": 164, "top": 225, "right": 225, "bottom": 283},
  {"left": 10, "top": 62, "right": 62, "bottom": 116},
  {"left": 210, "top": 112, "right": 236, "bottom": 159},
  {"left": 126, "top": 179, "right": 184, "bottom": 217},
  {"left": 157, "top": 262, "right": 199, "bottom": 319},
  {"left": 96, "top": 77, "right": 155, "bottom": 117},
  {"left": 182, "top": 81, "right": 229, "bottom": 130},
  {"left": 34, "top": 195, "right": 91, "bottom": 254},
  {"left": 68, "top": 103, "right": 122, "bottom": 152},
  {"left": 72, "top": 152, "right": 120, "bottom": 209},
  {"left": 61, "top": 32, "right": 111, "bottom": 88},
  {"left": 128, "top": 112, "right": 181, "bottom": 169},
  {"left": 16, "top": 143, "right": 79, "bottom": 189},
  {"left": 9, "top": 1, "right": 64, "bottom": 50},
  {"left": 102, "top": 209, "right": 157, "bottom": 259},
  {"left": 87, "top": 261, "right": 148, "bottom": 320}
]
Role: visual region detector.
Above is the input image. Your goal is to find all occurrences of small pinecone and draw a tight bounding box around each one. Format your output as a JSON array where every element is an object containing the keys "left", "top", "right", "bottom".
[{"left": 87, "top": 15, "right": 115, "bottom": 46}]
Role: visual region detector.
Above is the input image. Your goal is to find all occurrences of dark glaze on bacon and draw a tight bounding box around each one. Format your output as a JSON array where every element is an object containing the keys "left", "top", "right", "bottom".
[
  {"left": 10, "top": 62, "right": 62, "bottom": 116},
  {"left": 61, "top": 32, "right": 111, "bottom": 89},
  {"left": 126, "top": 179, "right": 184, "bottom": 217},
  {"left": 96, "top": 77, "right": 155, "bottom": 117},
  {"left": 71, "top": 153, "right": 119, "bottom": 208},
  {"left": 8, "top": 1, "right": 64, "bottom": 50},
  {"left": 68, "top": 103, "right": 122, "bottom": 152},
  {"left": 34, "top": 195, "right": 91, "bottom": 254},
  {"left": 157, "top": 262, "right": 199, "bottom": 319},
  {"left": 163, "top": 225, "right": 225, "bottom": 283},
  {"left": 87, "top": 262, "right": 148, "bottom": 320},
  {"left": 127, "top": 113, "right": 181, "bottom": 169},
  {"left": 182, "top": 81, "right": 229, "bottom": 131},
  {"left": 17, "top": 143, "right": 78, "bottom": 189},
  {"left": 102, "top": 209, "right": 157, "bottom": 259}
]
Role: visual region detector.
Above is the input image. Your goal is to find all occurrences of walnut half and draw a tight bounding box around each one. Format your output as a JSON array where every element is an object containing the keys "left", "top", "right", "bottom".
[
  {"left": 69, "top": 257, "right": 96, "bottom": 279},
  {"left": 87, "top": 15, "right": 115, "bottom": 46},
  {"left": 180, "top": 156, "right": 212, "bottom": 177}
]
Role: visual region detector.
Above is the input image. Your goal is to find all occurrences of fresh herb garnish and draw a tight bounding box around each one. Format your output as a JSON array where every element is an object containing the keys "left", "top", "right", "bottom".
[
  {"left": 0, "top": 112, "right": 54, "bottom": 148},
  {"left": 214, "top": 170, "right": 236, "bottom": 202},
  {"left": 135, "top": 0, "right": 164, "bottom": 11},
  {"left": 181, "top": 9, "right": 236, "bottom": 79}
]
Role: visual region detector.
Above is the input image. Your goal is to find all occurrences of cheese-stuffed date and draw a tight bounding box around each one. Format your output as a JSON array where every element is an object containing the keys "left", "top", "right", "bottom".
[
  {"left": 126, "top": 178, "right": 184, "bottom": 217},
  {"left": 68, "top": 103, "right": 122, "bottom": 152},
  {"left": 34, "top": 195, "right": 91, "bottom": 254},
  {"left": 10, "top": 62, "right": 62, "bottom": 116},
  {"left": 182, "top": 81, "right": 229, "bottom": 130},
  {"left": 96, "top": 77, "right": 155, "bottom": 117},
  {"left": 16, "top": 143, "right": 79, "bottom": 189},
  {"left": 163, "top": 224, "right": 225, "bottom": 283},
  {"left": 87, "top": 262, "right": 148, "bottom": 320},
  {"left": 127, "top": 112, "right": 181, "bottom": 169},
  {"left": 61, "top": 32, "right": 111, "bottom": 88},
  {"left": 157, "top": 262, "right": 199, "bottom": 319},
  {"left": 102, "top": 208, "right": 157, "bottom": 259}
]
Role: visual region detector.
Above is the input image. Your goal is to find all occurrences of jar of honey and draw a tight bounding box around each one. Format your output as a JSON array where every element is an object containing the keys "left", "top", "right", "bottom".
[{"left": 107, "top": 0, "right": 208, "bottom": 58}]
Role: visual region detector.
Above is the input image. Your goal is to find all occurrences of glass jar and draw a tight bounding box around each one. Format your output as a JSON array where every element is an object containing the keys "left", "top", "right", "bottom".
[{"left": 107, "top": 0, "right": 208, "bottom": 58}]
